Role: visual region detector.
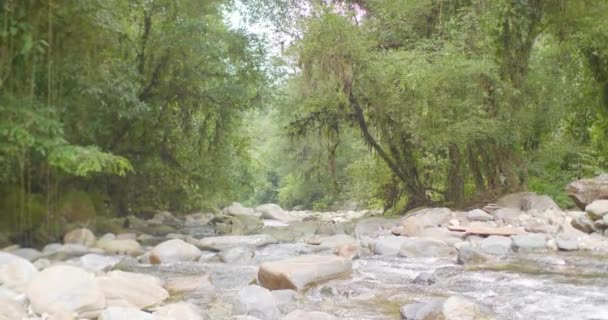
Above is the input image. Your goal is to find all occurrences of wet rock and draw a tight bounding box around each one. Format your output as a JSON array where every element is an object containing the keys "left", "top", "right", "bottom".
[
  {"left": 586, "top": 200, "right": 608, "bottom": 221},
  {"left": 153, "top": 302, "right": 204, "bottom": 320},
  {"left": 98, "top": 307, "right": 154, "bottom": 320},
  {"left": 165, "top": 274, "right": 214, "bottom": 294},
  {"left": 555, "top": 234, "right": 578, "bottom": 251},
  {"left": 77, "top": 253, "right": 122, "bottom": 272},
  {"left": 511, "top": 233, "right": 547, "bottom": 251},
  {"left": 480, "top": 236, "right": 512, "bottom": 255},
  {"left": 26, "top": 265, "right": 105, "bottom": 318},
  {"left": 442, "top": 295, "right": 496, "bottom": 320},
  {"left": 256, "top": 204, "right": 295, "bottom": 222},
  {"left": 457, "top": 245, "right": 489, "bottom": 265},
  {"left": 219, "top": 246, "right": 255, "bottom": 264},
  {"left": 467, "top": 209, "right": 493, "bottom": 222},
  {"left": 566, "top": 174, "right": 608, "bottom": 209},
  {"left": 223, "top": 202, "right": 260, "bottom": 217},
  {"left": 9, "top": 247, "right": 42, "bottom": 261},
  {"left": 0, "top": 252, "right": 38, "bottom": 292},
  {"left": 64, "top": 228, "right": 96, "bottom": 247},
  {"left": 0, "top": 296, "right": 26, "bottom": 320},
  {"left": 372, "top": 236, "right": 409, "bottom": 256},
  {"left": 42, "top": 243, "right": 92, "bottom": 260},
  {"left": 233, "top": 285, "right": 279, "bottom": 320},
  {"left": 96, "top": 238, "right": 143, "bottom": 256},
  {"left": 282, "top": 310, "right": 337, "bottom": 320},
  {"left": 150, "top": 239, "right": 201, "bottom": 264},
  {"left": 258, "top": 255, "right": 352, "bottom": 291},
  {"left": 400, "top": 302, "right": 424, "bottom": 320},
  {"left": 199, "top": 234, "right": 277, "bottom": 251},
  {"left": 97, "top": 270, "right": 168, "bottom": 309},
  {"left": 412, "top": 272, "right": 436, "bottom": 285},
  {"left": 334, "top": 243, "right": 359, "bottom": 260},
  {"left": 398, "top": 238, "right": 457, "bottom": 258},
  {"left": 272, "top": 289, "right": 298, "bottom": 313}
]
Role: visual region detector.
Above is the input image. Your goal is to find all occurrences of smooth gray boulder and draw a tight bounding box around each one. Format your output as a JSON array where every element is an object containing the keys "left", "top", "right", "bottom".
[
  {"left": 480, "top": 236, "right": 512, "bottom": 255},
  {"left": 223, "top": 202, "right": 260, "bottom": 217},
  {"left": 586, "top": 200, "right": 608, "bottom": 221},
  {"left": 150, "top": 238, "right": 201, "bottom": 264},
  {"left": 555, "top": 234, "right": 578, "bottom": 251},
  {"left": 0, "top": 252, "right": 38, "bottom": 293},
  {"left": 467, "top": 209, "right": 493, "bottom": 222},
  {"left": 372, "top": 236, "right": 409, "bottom": 256},
  {"left": 256, "top": 204, "right": 296, "bottom": 222},
  {"left": 457, "top": 245, "right": 489, "bottom": 265},
  {"left": 398, "top": 238, "right": 457, "bottom": 258},
  {"left": 219, "top": 246, "right": 255, "bottom": 264},
  {"left": 511, "top": 233, "right": 547, "bottom": 251}
]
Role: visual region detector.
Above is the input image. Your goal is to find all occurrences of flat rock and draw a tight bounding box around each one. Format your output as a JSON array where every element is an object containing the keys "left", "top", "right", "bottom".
[
  {"left": 26, "top": 265, "right": 105, "bottom": 318},
  {"left": 8, "top": 248, "right": 42, "bottom": 262},
  {"left": 0, "top": 252, "right": 38, "bottom": 292},
  {"left": 398, "top": 238, "right": 457, "bottom": 258},
  {"left": 448, "top": 225, "right": 525, "bottom": 237},
  {"left": 555, "top": 233, "right": 578, "bottom": 251},
  {"left": 150, "top": 239, "right": 201, "bottom": 264},
  {"left": 467, "top": 209, "right": 493, "bottom": 222},
  {"left": 258, "top": 255, "right": 352, "bottom": 291},
  {"left": 97, "top": 270, "right": 168, "bottom": 309},
  {"left": 199, "top": 234, "right": 277, "bottom": 251},
  {"left": 480, "top": 236, "right": 512, "bottom": 255},
  {"left": 233, "top": 285, "right": 279, "bottom": 320}
]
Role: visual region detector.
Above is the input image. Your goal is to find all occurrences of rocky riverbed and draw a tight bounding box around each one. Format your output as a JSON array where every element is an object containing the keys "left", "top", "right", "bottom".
[{"left": 2, "top": 192, "right": 608, "bottom": 320}]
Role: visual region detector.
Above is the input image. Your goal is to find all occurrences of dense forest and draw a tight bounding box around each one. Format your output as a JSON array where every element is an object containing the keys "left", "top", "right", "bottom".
[{"left": 2, "top": 0, "right": 608, "bottom": 245}]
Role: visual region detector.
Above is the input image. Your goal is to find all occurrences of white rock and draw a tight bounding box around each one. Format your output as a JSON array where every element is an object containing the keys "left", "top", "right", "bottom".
[
  {"left": 233, "top": 285, "right": 279, "bottom": 320},
  {"left": 198, "top": 234, "right": 277, "bottom": 251},
  {"left": 97, "top": 270, "right": 168, "bottom": 309},
  {"left": 480, "top": 236, "right": 512, "bottom": 255},
  {"left": 586, "top": 200, "right": 608, "bottom": 220},
  {"left": 258, "top": 255, "right": 352, "bottom": 291},
  {"left": 98, "top": 307, "right": 155, "bottom": 320},
  {"left": 281, "top": 310, "right": 337, "bottom": 320},
  {"left": 256, "top": 204, "right": 296, "bottom": 223},
  {"left": 0, "top": 252, "right": 38, "bottom": 293},
  {"left": 0, "top": 296, "right": 26, "bottom": 320},
  {"left": 96, "top": 239, "right": 143, "bottom": 256},
  {"left": 153, "top": 302, "right": 203, "bottom": 320},
  {"left": 223, "top": 202, "right": 260, "bottom": 217},
  {"left": 26, "top": 265, "right": 106, "bottom": 318},
  {"left": 372, "top": 237, "right": 409, "bottom": 256},
  {"left": 467, "top": 209, "right": 494, "bottom": 222},
  {"left": 150, "top": 239, "right": 201, "bottom": 264},
  {"left": 77, "top": 254, "right": 122, "bottom": 272}
]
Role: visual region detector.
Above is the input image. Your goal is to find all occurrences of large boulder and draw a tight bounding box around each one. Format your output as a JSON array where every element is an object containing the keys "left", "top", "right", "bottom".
[
  {"left": 223, "top": 202, "right": 260, "bottom": 217},
  {"left": 150, "top": 239, "right": 201, "bottom": 264},
  {"left": 567, "top": 174, "right": 608, "bottom": 209},
  {"left": 26, "top": 265, "right": 106, "bottom": 318},
  {"left": 64, "top": 228, "right": 96, "bottom": 247},
  {"left": 198, "top": 234, "right": 277, "bottom": 251},
  {"left": 96, "top": 238, "right": 143, "bottom": 256},
  {"left": 97, "top": 270, "right": 168, "bottom": 309},
  {"left": 0, "top": 297, "right": 26, "bottom": 320},
  {"left": 98, "top": 307, "right": 155, "bottom": 320},
  {"left": 496, "top": 192, "right": 559, "bottom": 212},
  {"left": 354, "top": 218, "right": 400, "bottom": 239},
  {"left": 256, "top": 204, "right": 296, "bottom": 223},
  {"left": 233, "top": 285, "right": 279, "bottom": 320},
  {"left": 467, "top": 209, "right": 493, "bottom": 222},
  {"left": 480, "top": 236, "right": 512, "bottom": 255},
  {"left": 0, "top": 252, "right": 38, "bottom": 293},
  {"left": 372, "top": 236, "right": 409, "bottom": 256},
  {"left": 258, "top": 255, "right": 352, "bottom": 291},
  {"left": 398, "top": 238, "right": 457, "bottom": 259},
  {"left": 586, "top": 200, "right": 608, "bottom": 221},
  {"left": 511, "top": 233, "right": 547, "bottom": 251},
  {"left": 211, "top": 214, "right": 264, "bottom": 235},
  {"left": 153, "top": 302, "right": 204, "bottom": 320}
]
